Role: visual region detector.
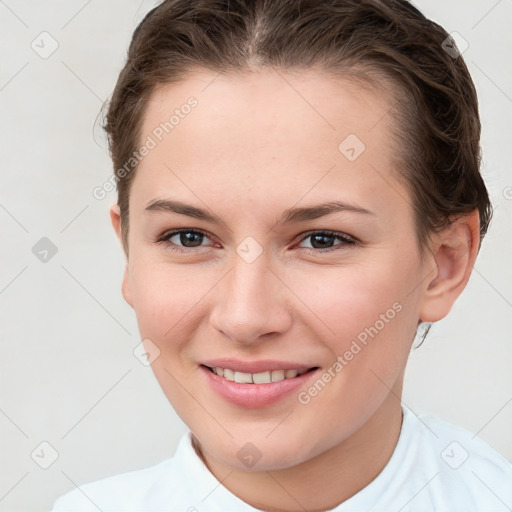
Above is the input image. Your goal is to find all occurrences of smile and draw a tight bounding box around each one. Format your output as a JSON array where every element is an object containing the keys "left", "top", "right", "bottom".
[
  {"left": 205, "top": 365, "right": 313, "bottom": 383},
  {"left": 201, "top": 363, "right": 320, "bottom": 408}
]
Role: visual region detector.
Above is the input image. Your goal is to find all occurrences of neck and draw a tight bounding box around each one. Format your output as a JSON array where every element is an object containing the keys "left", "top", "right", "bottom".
[{"left": 194, "top": 388, "right": 404, "bottom": 512}]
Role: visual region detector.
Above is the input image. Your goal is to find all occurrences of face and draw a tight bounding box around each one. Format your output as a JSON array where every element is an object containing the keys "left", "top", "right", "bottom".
[{"left": 115, "top": 68, "right": 432, "bottom": 471}]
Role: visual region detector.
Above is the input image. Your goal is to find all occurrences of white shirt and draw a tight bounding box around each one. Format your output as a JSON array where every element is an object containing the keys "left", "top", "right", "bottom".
[{"left": 51, "top": 406, "right": 512, "bottom": 511}]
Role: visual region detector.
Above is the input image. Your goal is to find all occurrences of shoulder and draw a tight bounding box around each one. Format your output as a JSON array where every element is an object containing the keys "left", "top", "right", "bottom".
[
  {"left": 408, "top": 408, "right": 512, "bottom": 511},
  {"left": 51, "top": 457, "right": 176, "bottom": 511}
]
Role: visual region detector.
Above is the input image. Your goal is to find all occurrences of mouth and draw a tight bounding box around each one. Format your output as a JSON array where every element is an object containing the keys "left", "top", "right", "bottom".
[
  {"left": 201, "top": 364, "right": 318, "bottom": 384},
  {"left": 200, "top": 362, "right": 321, "bottom": 408},
  {"left": 199, "top": 364, "right": 320, "bottom": 409}
]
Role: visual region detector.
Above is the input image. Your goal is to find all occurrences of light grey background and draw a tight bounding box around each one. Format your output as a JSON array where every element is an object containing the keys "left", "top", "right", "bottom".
[{"left": 0, "top": 1, "right": 511, "bottom": 510}]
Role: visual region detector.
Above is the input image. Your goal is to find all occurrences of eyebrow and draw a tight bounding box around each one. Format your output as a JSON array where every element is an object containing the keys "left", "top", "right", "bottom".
[{"left": 144, "top": 199, "right": 374, "bottom": 224}]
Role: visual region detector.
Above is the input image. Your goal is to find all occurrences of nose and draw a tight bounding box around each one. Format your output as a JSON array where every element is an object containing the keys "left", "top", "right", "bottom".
[{"left": 209, "top": 252, "right": 293, "bottom": 345}]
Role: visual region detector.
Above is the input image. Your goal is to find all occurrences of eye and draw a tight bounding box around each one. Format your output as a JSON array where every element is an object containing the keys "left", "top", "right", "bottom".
[
  {"left": 296, "top": 230, "right": 356, "bottom": 252},
  {"left": 157, "top": 229, "right": 215, "bottom": 251},
  {"left": 157, "top": 228, "right": 357, "bottom": 253}
]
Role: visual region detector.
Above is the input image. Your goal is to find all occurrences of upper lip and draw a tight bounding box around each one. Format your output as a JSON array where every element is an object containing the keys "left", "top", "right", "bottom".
[{"left": 201, "top": 358, "right": 317, "bottom": 374}]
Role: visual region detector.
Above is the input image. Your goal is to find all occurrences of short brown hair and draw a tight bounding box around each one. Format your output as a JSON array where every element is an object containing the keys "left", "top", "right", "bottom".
[{"left": 104, "top": 0, "right": 492, "bottom": 254}]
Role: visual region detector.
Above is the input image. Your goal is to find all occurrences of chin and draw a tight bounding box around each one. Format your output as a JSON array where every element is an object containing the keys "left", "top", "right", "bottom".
[{"left": 199, "top": 427, "right": 321, "bottom": 472}]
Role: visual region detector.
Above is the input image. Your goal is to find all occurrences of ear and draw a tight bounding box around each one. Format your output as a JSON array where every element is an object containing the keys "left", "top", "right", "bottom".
[
  {"left": 419, "top": 210, "right": 480, "bottom": 322},
  {"left": 109, "top": 204, "right": 133, "bottom": 308}
]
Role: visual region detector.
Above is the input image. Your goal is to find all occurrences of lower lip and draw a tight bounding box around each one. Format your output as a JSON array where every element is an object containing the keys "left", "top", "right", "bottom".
[{"left": 200, "top": 365, "right": 319, "bottom": 408}]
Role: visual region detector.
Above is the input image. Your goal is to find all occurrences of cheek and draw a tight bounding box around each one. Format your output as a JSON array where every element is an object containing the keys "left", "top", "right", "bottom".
[
  {"left": 293, "top": 251, "right": 421, "bottom": 386},
  {"left": 291, "top": 260, "right": 418, "bottom": 425},
  {"left": 128, "top": 258, "right": 201, "bottom": 346}
]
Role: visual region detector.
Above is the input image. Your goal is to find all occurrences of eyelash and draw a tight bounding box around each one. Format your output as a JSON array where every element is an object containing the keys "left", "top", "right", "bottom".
[{"left": 156, "top": 229, "right": 357, "bottom": 254}]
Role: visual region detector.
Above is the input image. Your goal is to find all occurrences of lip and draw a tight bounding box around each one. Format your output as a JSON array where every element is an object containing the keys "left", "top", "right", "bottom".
[
  {"left": 200, "top": 358, "right": 315, "bottom": 374},
  {"left": 200, "top": 363, "right": 320, "bottom": 409}
]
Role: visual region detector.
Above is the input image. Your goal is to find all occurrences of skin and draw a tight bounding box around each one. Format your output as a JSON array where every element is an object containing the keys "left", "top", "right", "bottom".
[{"left": 110, "top": 68, "right": 480, "bottom": 512}]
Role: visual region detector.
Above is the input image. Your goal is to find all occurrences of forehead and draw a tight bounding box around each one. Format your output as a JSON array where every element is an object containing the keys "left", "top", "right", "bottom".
[
  {"left": 142, "top": 68, "right": 395, "bottom": 157},
  {"left": 133, "top": 68, "right": 410, "bottom": 226}
]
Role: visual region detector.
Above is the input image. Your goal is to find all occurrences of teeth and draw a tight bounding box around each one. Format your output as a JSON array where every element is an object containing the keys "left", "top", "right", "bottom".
[
  {"left": 209, "top": 366, "right": 310, "bottom": 383},
  {"left": 253, "top": 371, "right": 271, "bottom": 384},
  {"left": 234, "top": 371, "right": 253, "bottom": 383},
  {"left": 271, "top": 369, "right": 285, "bottom": 382},
  {"left": 223, "top": 368, "right": 235, "bottom": 381}
]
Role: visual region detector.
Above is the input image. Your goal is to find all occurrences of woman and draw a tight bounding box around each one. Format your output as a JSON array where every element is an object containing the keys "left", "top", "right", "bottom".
[{"left": 52, "top": 0, "right": 511, "bottom": 510}]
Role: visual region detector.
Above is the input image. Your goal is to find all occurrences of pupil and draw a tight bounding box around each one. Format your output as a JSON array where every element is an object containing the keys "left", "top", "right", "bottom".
[
  {"left": 181, "top": 232, "right": 202, "bottom": 247},
  {"left": 312, "top": 234, "right": 333, "bottom": 249}
]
